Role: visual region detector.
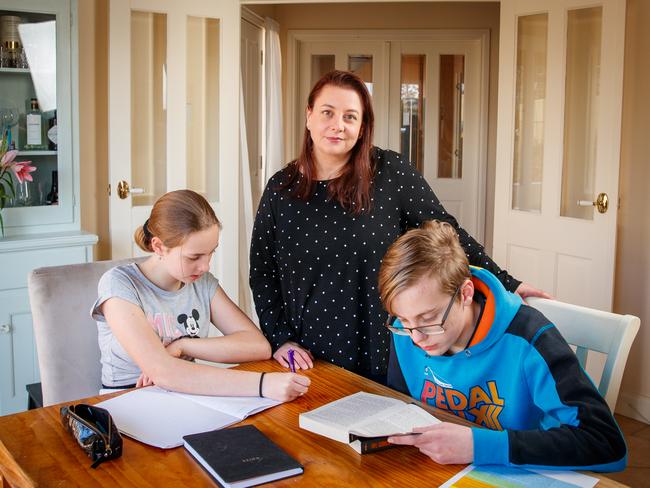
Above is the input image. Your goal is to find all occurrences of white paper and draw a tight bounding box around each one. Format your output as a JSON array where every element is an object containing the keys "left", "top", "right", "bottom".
[{"left": 97, "top": 386, "right": 279, "bottom": 449}]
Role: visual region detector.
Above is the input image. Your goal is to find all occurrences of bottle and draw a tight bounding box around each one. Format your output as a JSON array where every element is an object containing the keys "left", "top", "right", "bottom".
[
  {"left": 25, "top": 98, "right": 44, "bottom": 150},
  {"left": 46, "top": 170, "right": 58, "bottom": 205},
  {"left": 48, "top": 110, "right": 57, "bottom": 151}
]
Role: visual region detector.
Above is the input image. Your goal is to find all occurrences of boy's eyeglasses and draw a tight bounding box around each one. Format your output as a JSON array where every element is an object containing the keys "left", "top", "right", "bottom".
[{"left": 385, "top": 286, "right": 461, "bottom": 336}]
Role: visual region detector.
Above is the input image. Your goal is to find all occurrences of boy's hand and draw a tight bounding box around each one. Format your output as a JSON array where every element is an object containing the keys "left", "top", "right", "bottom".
[
  {"left": 261, "top": 372, "right": 311, "bottom": 402},
  {"left": 273, "top": 341, "right": 314, "bottom": 370},
  {"left": 388, "top": 422, "right": 473, "bottom": 464}
]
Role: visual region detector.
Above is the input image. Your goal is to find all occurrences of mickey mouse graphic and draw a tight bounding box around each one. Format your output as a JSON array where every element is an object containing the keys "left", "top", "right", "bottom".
[{"left": 177, "top": 309, "right": 201, "bottom": 337}]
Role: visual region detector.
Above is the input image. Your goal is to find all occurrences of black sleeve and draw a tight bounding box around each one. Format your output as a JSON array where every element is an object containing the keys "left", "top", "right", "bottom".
[
  {"left": 480, "top": 323, "right": 627, "bottom": 471},
  {"left": 387, "top": 336, "right": 410, "bottom": 395},
  {"left": 391, "top": 153, "right": 520, "bottom": 292},
  {"left": 249, "top": 182, "right": 295, "bottom": 351}
]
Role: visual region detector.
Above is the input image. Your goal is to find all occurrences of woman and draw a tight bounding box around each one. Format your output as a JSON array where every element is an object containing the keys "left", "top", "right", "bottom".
[
  {"left": 92, "top": 189, "right": 309, "bottom": 401},
  {"left": 250, "top": 71, "right": 547, "bottom": 382}
]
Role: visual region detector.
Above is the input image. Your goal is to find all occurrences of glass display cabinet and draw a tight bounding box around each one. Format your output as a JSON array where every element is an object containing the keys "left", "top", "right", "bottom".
[{"left": 0, "top": 0, "right": 97, "bottom": 416}]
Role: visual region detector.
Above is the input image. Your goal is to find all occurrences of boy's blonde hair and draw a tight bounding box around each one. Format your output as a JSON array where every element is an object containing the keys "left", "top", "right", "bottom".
[{"left": 378, "top": 220, "right": 470, "bottom": 315}]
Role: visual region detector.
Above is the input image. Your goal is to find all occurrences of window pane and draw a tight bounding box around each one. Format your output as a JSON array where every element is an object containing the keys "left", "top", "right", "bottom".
[
  {"left": 560, "top": 7, "right": 602, "bottom": 220},
  {"left": 438, "top": 54, "right": 464, "bottom": 179},
  {"left": 131, "top": 11, "right": 166, "bottom": 206},
  {"left": 512, "top": 14, "right": 548, "bottom": 212},
  {"left": 400, "top": 55, "right": 425, "bottom": 172},
  {"left": 349, "top": 54, "right": 373, "bottom": 96},
  {"left": 186, "top": 16, "right": 219, "bottom": 202},
  {"left": 311, "top": 54, "right": 334, "bottom": 87}
]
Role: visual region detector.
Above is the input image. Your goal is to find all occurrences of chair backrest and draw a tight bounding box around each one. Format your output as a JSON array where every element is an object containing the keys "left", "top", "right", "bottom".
[
  {"left": 28, "top": 257, "right": 145, "bottom": 406},
  {"left": 527, "top": 297, "right": 640, "bottom": 411}
]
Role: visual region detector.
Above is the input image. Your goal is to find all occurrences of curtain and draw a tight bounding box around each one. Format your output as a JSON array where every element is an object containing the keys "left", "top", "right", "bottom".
[{"left": 264, "top": 17, "right": 284, "bottom": 181}]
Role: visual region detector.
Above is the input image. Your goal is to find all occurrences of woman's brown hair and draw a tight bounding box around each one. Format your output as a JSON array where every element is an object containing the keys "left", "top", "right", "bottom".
[
  {"left": 281, "top": 70, "right": 375, "bottom": 215},
  {"left": 134, "top": 189, "right": 221, "bottom": 252},
  {"left": 378, "top": 220, "right": 470, "bottom": 315}
]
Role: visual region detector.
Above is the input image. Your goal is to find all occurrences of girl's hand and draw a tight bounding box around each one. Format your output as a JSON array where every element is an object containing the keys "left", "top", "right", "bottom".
[
  {"left": 388, "top": 422, "right": 474, "bottom": 465},
  {"left": 273, "top": 341, "right": 314, "bottom": 370},
  {"left": 136, "top": 373, "right": 155, "bottom": 388},
  {"left": 165, "top": 338, "right": 192, "bottom": 360},
  {"left": 261, "top": 372, "right": 311, "bottom": 402}
]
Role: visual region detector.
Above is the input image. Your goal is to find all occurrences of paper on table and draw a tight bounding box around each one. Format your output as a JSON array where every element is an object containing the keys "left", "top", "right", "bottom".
[
  {"left": 440, "top": 464, "right": 599, "bottom": 488},
  {"left": 97, "top": 386, "right": 279, "bottom": 449}
]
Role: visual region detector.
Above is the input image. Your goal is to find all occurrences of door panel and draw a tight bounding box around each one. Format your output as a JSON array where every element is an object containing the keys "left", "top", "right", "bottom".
[
  {"left": 494, "top": 0, "right": 626, "bottom": 310},
  {"left": 109, "top": 0, "right": 240, "bottom": 297}
]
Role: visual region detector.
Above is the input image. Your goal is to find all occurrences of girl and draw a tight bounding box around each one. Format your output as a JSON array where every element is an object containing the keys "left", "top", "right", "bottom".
[{"left": 92, "top": 189, "right": 309, "bottom": 401}]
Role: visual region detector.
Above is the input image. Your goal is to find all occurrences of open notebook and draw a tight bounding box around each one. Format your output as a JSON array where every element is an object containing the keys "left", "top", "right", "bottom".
[{"left": 97, "top": 386, "right": 279, "bottom": 448}]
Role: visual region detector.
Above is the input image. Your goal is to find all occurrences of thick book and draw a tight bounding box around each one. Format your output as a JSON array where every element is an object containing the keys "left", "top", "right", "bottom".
[
  {"left": 299, "top": 391, "right": 440, "bottom": 454},
  {"left": 97, "top": 386, "right": 280, "bottom": 448},
  {"left": 183, "top": 425, "right": 303, "bottom": 488}
]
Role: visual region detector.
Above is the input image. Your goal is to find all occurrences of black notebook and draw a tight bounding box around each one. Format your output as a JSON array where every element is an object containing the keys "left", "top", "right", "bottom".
[{"left": 183, "top": 425, "right": 303, "bottom": 488}]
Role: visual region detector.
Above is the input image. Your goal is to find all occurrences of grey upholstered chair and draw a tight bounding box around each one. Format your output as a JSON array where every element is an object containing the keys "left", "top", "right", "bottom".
[{"left": 28, "top": 257, "right": 145, "bottom": 406}]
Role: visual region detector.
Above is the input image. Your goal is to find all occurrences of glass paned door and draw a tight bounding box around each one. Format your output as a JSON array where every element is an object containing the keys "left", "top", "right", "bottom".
[
  {"left": 389, "top": 39, "right": 486, "bottom": 240},
  {"left": 493, "top": 0, "right": 626, "bottom": 310},
  {"left": 109, "top": 0, "right": 239, "bottom": 297}
]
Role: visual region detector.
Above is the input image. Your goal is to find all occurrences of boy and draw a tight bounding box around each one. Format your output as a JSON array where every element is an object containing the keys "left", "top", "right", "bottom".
[{"left": 378, "top": 220, "right": 626, "bottom": 471}]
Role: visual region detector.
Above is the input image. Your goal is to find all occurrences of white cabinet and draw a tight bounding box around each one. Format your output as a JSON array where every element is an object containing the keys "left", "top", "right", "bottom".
[{"left": 0, "top": 0, "right": 97, "bottom": 415}]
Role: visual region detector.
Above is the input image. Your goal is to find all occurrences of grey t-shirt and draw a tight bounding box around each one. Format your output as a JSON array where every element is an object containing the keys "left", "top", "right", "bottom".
[{"left": 91, "top": 263, "right": 219, "bottom": 387}]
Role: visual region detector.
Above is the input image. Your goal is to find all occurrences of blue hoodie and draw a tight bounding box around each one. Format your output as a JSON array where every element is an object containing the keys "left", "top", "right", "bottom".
[{"left": 388, "top": 267, "right": 626, "bottom": 471}]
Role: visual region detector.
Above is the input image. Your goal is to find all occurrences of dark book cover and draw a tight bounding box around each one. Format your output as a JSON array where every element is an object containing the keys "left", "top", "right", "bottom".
[{"left": 183, "top": 425, "right": 303, "bottom": 488}]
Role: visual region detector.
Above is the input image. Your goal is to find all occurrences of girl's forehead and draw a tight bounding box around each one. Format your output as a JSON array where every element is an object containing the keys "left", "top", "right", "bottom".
[{"left": 180, "top": 225, "right": 220, "bottom": 252}]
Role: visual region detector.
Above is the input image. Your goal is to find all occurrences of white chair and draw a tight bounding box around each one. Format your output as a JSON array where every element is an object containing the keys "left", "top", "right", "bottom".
[
  {"left": 527, "top": 297, "right": 640, "bottom": 412},
  {"left": 28, "top": 257, "right": 144, "bottom": 406}
]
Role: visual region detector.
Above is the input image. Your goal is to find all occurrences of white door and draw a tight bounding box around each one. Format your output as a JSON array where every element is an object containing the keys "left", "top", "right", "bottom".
[
  {"left": 108, "top": 0, "right": 240, "bottom": 297},
  {"left": 388, "top": 38, "right": 487, "bottom": 240},
  {"left": 296, "top": 39, "right": 389, "bottom": 155},
  {"left": 493, "top": 0, "right": 626, "bottom": 310}
]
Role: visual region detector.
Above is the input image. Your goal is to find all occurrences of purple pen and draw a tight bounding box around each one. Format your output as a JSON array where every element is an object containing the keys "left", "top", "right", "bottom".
[{"left": 287, "top": 348, "right": 296, "bottom": 373}]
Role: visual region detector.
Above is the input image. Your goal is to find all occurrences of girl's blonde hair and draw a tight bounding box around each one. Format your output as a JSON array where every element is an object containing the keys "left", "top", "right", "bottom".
[
  {"left": 378, "top": 220, "right": 470, "bottom": 315},
  {"left": 134, "top": 189, "right": 221, "bottom": 252}
]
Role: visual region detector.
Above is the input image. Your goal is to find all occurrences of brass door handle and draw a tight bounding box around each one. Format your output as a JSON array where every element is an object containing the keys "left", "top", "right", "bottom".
[
  {"left": 116, "top": 181, "right": 145, "bottom": 199},
  {"left": 577, "top": 192, "right": 609, "bottom": 213}
]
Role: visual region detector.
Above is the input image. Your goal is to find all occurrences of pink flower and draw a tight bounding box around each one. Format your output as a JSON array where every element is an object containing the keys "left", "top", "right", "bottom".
[
  {"left": 12, "top": 161, "right": 36, "bottom": 183},
  {"left": 1, "top": 149, "right": 17, "bottom": 168}
]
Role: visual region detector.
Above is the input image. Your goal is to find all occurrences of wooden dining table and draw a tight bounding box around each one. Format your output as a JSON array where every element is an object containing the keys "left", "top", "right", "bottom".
[{"left": 0, "top": 360, "right": 625, "bottom": 487}]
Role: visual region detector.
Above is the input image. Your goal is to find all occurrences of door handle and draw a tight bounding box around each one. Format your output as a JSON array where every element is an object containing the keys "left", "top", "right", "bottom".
[
  {"left": 0, "top": 324, "right": 11, "bottom": 334},
  {"left": 116, "top": 181, "right": 146, "bottom": 199},
  {"left": 577, "top": 192, "right": 609, "bottom": 214}
]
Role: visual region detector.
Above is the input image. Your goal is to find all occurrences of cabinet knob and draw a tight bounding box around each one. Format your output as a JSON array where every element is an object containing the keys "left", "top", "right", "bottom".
[
  {"left": 116, "top": 181, "right": 146, "bottom": 200},
  {"left": 0, "top": 324, "right": 11, "bottom": 334}
]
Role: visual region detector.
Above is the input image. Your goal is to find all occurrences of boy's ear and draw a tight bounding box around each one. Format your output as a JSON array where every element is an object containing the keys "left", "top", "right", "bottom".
[{"left": 461, "top": 279, "right": 475, "bottom": 305}]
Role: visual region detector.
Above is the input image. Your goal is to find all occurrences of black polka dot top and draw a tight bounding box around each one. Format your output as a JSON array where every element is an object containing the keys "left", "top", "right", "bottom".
[{"left": 249, "top": 147, "right": 520, "bottom": 378}]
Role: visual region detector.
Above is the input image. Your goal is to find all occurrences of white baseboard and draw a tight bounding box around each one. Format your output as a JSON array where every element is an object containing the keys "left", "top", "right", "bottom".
[{"left": 615, "top": 391, "right": 650, "bottom": 425}]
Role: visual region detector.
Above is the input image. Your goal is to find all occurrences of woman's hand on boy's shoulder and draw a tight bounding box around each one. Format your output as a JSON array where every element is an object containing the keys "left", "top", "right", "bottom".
[
  {"left": 515, "top": 282, "right": 553, "bottom": 301},
  {"left": 262, "top": 372, "right": 311, "bottom": 402}
]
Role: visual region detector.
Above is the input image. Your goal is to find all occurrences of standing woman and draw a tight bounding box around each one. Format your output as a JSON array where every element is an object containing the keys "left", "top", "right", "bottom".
[{"left": 250, "top": 71, "right": 547, "bottom": 382}]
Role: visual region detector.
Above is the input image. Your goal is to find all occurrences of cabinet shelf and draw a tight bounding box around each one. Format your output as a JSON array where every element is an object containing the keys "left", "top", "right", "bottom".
[
  {"left": 16, "top": 150, "right": 57, "bottom": 156},
  {"left": 0, "top": 67, "right": 30, "bottom": 74}
]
